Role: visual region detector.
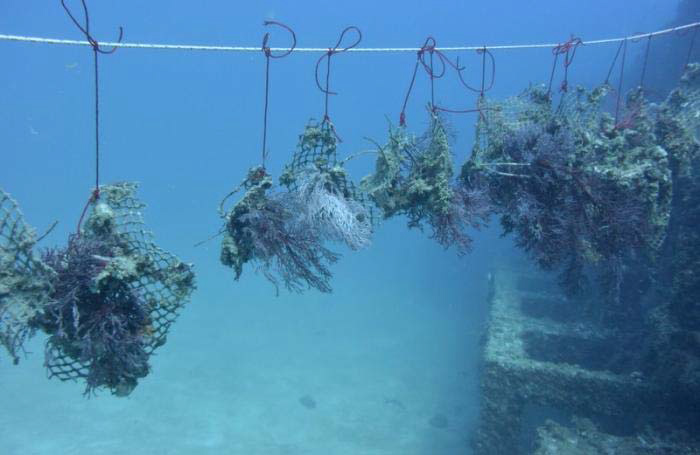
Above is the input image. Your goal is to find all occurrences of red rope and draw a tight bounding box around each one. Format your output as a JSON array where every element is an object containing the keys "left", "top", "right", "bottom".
[
  {"left": 547, "top": 35, "right": 582, "bottom": 96},
  {"left": 76, "top": 188, "right": 100, "bottom": 234},
  {"left": 260, "top": 21, "right": 296, "bottom": 168},
  {"left": 639, "top": 35, "right": 652, "bottom": 91},
  {"left": 685, "top": 24, "right": 699, "bottom": 70},
  {"left": 61, "top": 0, "right": 123, "bottom": 234},
  {"left": 614, "top": 39, "right": 628, "bottom": 128},
  {"left": 314, "top": 26, "right": 362, "bottom": 140},
  {"left": 399, "top": 37, "right": 493, "bottom": 125}
]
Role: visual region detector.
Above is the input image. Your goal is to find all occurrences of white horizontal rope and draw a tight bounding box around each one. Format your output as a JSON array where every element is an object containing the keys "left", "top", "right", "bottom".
[{"left": 1, "top": 21, "right": 698, "bottom": 53}]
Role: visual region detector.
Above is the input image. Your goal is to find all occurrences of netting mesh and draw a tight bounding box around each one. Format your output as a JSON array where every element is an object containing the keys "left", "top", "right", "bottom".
[
  {"left": 42, "top": 182, "right": 195, "bottom": 395},
  {"left": 0, "top": 189, "right": 52, "bottom": 364},
  {"left": 279, "top": 120, "right": 368, "bottom": 209},
  {"left": 474, "top": 85, "right": 608, "bottom": 154}
]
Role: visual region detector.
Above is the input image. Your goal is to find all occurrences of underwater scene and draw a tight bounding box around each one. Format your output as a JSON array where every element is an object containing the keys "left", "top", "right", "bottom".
[{"left": 2, "top": 1, "right": 700, "bottom": 454}]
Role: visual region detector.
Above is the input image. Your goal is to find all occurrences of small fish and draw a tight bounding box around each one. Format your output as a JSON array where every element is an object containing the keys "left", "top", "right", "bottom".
[
  {"left": 65, "top": 62, "right": 79, "bottom": 70},
  {"left": 429, "top": 413, "right": 449, "bottom": 429},
  {"left": 299, "top": 394, "right": 316, "bottom": 409}
]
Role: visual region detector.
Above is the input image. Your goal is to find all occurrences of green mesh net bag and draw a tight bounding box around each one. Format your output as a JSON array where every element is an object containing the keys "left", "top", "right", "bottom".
[
  {"left": 33, "top": 183, "right": 196, "bottom": 396},
  {"left": 0, "top": 189, "right": 53, "bottom": 365}
]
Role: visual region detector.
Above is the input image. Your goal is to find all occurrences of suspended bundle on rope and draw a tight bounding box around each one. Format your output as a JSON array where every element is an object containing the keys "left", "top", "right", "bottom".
[
  {"left": 1, "top": 1, "right": 196, "bottom": 396},
  {"left": 0, "top": 189, "right": 53, "bottom": 365},
  {"left": 220, "top": 24, "right": 371, "bottom": 294},
  {"left": 34, "top": 183, "right": 195, "bottom": 396},
  {"left": 459, "top": 62, "right": 700, "bottom": 300},
  {"left": 361, "top": 38, "right": 491, "bottom": 254},
  {"left": 3, "top": 1, "right": 700, "bottom": 401}
]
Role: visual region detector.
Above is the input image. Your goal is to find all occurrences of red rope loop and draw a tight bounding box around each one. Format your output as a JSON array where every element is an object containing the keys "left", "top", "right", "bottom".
[
  {"left": 456, "top": 47, "right": 496, "bottom": 96},
  {"left": 313, "top": 26, "right": 362, "bottom": 140},
  {"left": 261, "top": 20, "right": 297, "bottom": 58},
  {"left": 260, "top": 21, "right": 296, "bottom": 168},
  {"left": 314, "top": 26, "right": 362, "bottom": 96},
  {"left": 61, "top": 0, "right": 123, "bottom": 54}
]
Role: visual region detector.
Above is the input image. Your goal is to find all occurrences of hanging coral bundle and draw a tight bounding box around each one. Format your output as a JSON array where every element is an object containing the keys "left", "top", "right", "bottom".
[
  {"left": 362, "top": 111, "right": 490, "bottom": 253},
  {"left": 463, "top": 84, "right": 672, "bottom": 297},
  {"left": 220, "top": 166, "right": 339, "bottom": 294},
  {"left": 219, "top": 24, "right": 373, "bottom": 294},
  {"left": 32, "top": 183, "right": 195, "bottom": 396}
]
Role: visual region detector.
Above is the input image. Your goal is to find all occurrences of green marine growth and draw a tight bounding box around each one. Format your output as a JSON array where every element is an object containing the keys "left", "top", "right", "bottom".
[
  {"left": 279, "top": 120, "right": 338, "bottom": 190},
  {"left": 362, "top": 112, "right": 487, "bottom": 253},
  {"left": 0, "top": 189, "right": 53, "bottom": 365},
  {"left": 220, "top": 166, "right": 274, "bottom": 279},
  {"left": 362, "top": 113, "right": 453, "bottom": 223}
]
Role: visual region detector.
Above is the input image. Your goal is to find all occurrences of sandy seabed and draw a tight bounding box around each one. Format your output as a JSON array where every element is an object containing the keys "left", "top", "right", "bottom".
[{"left": 1, "top": 284, "right": 481, "bottom": 455}]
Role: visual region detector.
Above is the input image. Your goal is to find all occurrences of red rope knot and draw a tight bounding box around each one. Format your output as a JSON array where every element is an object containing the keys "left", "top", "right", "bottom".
[
  {"left": 322, "top": 114, "right": 343, "bottom": 143},
  {"left": 61, "top": 0, "right": 124, "bottom": 55},
  {"left": 552, "top": 35, "right": 582, "bottom": 58},
  {"left": 548, "top": 35, "right": 582, "bottom": 94}
]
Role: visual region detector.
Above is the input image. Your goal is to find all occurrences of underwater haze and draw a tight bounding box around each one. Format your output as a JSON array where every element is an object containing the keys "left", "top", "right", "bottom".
[{"left": 0, "top": 1, "right": 690, "bottom": 454}]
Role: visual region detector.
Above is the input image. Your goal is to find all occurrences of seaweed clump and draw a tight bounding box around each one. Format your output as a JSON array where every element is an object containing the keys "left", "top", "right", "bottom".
[{"left": 362, "top": 111, "right": 490, "bottom": 253}]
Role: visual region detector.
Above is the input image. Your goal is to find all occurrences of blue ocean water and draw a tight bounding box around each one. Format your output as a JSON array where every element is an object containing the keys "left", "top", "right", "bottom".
[{"left": 0, "top": 1, "right": 683, "bottom": 454}]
